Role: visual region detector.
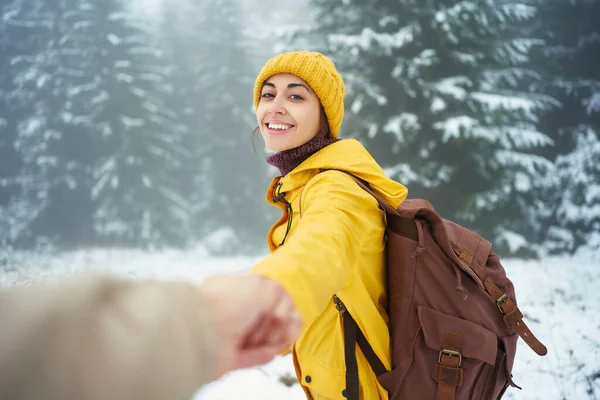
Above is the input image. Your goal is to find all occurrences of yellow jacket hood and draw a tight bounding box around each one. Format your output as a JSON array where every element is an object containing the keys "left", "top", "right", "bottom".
[{"left": 276, "top": 138, "right": 408, "bottom": 208}]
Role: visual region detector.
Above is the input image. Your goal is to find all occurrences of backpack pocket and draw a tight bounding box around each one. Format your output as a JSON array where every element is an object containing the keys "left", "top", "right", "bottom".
[{"left": 391, "top": 305, "right": 503, "bottom": 399}]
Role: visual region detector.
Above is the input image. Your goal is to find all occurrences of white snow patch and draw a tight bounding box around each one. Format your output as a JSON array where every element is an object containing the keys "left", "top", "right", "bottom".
[
  {"left": 383, "top": 163, "right": 420, "bottom": 183},
  {"left": 116, "top": 73, "right": 134, "bottom": 83},
  {"left": 434, "top": 115, "right": 478, "bottom": 142},
  {"left": 91, "top": 158, "right": 117, "bottom": 200},
  {"left": 502, "top": 4, "right": 536, "bottom": 20},
  {"left": 496, "top": 230, "right": 528, "bottom": 253},
  {"left": 499, "top": 127, "right": 554, "bottom": 150},
  {"left": 432, "top": 76, "right": 470, "bottom": 100},
  {"left": 142, "top": 175, "right": 152, "bottom": 188},
  {"left": 379, "top": 15, "right": 398, "bottom": 28},
  {"left": 413, "top": 49, "right": 436, "bottom": 67},
  {"left": 514, "top": 171, "right": 531, "bottom": 192},
  {"left": 200, "top": 228, "right": 240, "bottom": 254},
  {"left": 68, "top": 81, "right": 99, "bottom": 97},
  {"left": 351, "top": 96, "right": 363, "bottom": 114},
  {"left": 383, "top": 113, "right": 420, "bottom": 143},
  {"left": 36, "top": 73, "right": 51, "bottom": 89},
  {"left": 470, "top": 92, "right": 537, "bottom": 113},
  {"left": 91, "top": 90, "right": 110, "bottom": 106},
  {"left": 131, "top": 87, "right": 147, "bottom": 98},
  {"left": 584, "top": 91, "right": 600, "bottom": 114},
  {"left": 367, "top": 123, "right": 378, "bottom": 139},
  {"left": 329, "top": 25, "right": 416, "bottom": 53},
  {"left": 1, "top": 248, "right": 597, "bottom": 400},
  {"left": 430, "top": 97, "right": 447, "bottom": 113},
  {"left": 18, "top": 116, "right": 44, "bottom": 137},
  {"left": 121, "top": 116, "right": 144, "bottom": 128},
  {"left": 451, "top": 51, "right": 477, "bottom": 66},
  {"left": 494, "top": 150, "right": 554, "bottom": 174},
  {"left": 115, "top": 60, "right": 132, "bottom": 69},
  {"left": 107, "top": 33, "right": 122, "bottom": 45}
]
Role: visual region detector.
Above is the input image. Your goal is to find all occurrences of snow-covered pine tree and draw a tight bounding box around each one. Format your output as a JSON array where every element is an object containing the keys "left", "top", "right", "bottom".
[
  {"left": 0, "top": 0, "right": 15, "bottom": 143},
  {"left": 544, "top": 131, "right": 600, "bottom": 253},
  {"left": 158, "top": 0, "right": 272, "bottom": 254},
  {"left": 1, "top": 0, "right": 87, "bottom": 249},
  {"left": 196, "top": 0, "right": 272, "bottom": 253},
  {"left": 64, "top": 0, "right": 192, "bottom": 249},
  {"left": 300, "top": 0, "right": 556, "bottom": 255},
  {"left": 532, "top": 0, "right": 600, "bottom": 254},
  {"left": 154, "top": 3, "right": 216, "bottom": 246},
  {"left": 0, "top": 0, "right": 28, "bottom": 251}
]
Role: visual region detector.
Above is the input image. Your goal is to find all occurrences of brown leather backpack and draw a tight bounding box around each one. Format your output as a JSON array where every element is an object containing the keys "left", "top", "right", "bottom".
[{"left": 335, "top": 173, "right": 548, "bottom": 400}]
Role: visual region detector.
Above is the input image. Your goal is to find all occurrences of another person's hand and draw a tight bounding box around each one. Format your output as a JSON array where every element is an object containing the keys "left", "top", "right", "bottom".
[{"left": 198, "top": 273, "right": 302, "bottom": 378}]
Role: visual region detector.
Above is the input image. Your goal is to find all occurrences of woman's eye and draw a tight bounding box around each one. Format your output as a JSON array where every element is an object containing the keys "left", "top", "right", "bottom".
[
  {"left": 290, "top": 94, "right": 304, "bottom": 100},
  {"left": 261, "top": 92, "right": 275, "bottom": 98}
]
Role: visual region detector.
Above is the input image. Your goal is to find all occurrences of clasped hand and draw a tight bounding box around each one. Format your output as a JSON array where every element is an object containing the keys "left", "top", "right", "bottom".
[{"left": 198, "top": 273, "right": 302, "bottom": 378}]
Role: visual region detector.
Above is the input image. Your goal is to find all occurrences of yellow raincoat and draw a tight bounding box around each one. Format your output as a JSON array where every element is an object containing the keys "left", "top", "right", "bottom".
[{"left": 252, "top": 139, "right": 408, "bottom": 399}]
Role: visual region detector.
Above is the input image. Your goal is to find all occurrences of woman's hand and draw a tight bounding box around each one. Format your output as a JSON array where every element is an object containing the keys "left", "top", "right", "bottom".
[
  {"left": 198, "top": 273, "right": 302, "bottom": 378},
  {"left": 242, "top": 277, "right": 301, "bottom": 350}
]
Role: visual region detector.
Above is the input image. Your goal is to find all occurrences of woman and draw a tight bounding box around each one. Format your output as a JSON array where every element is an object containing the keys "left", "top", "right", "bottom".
[{"left": 250, "top": 51, "right": 408, "bottom": 399}]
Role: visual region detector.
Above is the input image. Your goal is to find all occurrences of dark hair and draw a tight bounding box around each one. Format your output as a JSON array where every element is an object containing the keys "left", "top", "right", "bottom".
[{"left": 251, "top": 126, "right": 260, "bottom": 155}]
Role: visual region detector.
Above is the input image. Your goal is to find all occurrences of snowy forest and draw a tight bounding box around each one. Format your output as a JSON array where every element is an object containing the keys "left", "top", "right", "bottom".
[{"left": 1, "top": 0, "right": 598, "bottom": 258}]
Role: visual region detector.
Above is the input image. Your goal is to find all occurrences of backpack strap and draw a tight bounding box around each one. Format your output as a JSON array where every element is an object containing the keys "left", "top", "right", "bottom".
[
  {"left": 433, "top": 332, "right": 464, "bottom": 400},
  {"left": 343, "top": 313, "right": 359, "bottom": 400},
  {"left": 338, "top": 300, "right": 388, "bottom": 400},
  {"left": 455, "top": 248, "right": 548, "bottom": 356}
]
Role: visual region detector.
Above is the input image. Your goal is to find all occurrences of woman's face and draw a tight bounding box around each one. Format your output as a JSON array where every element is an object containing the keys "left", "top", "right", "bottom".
[{"left": 256, "top": 73, "right": 323, "bottom": 152}]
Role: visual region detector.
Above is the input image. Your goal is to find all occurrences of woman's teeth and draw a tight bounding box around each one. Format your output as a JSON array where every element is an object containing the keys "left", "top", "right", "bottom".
[{"left": 268, "top": 123, "right": 292, "bottom": 130}]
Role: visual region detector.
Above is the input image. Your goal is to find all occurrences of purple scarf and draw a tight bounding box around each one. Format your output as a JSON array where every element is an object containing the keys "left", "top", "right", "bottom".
[{"left": 266, "top": 137, "right": 339, "bottom": 177}]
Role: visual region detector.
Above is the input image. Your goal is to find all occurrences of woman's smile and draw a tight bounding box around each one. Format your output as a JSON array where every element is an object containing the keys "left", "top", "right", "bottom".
[{"left": 264, "top": 120, "right": 296, "bottom": 135}]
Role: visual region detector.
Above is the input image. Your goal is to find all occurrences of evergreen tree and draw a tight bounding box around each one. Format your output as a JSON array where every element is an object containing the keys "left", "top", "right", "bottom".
[
  {"left": 300, "top": 0, "right": 556, "bottom": 254},
  {"left": 63, "top": 0, "right": 192, "bottom": 249},
  {"left": 198, "top": 0, "right": 272, "bottom": 253},
  {"left": 159, "top": 0, "right": 272, "bottom": 253},
  {"left": 22, "top": 0, "right": 99, "bottom": 248},
  {"left": 1, "top": 0, "right": 79, "bottom": 249},
  {"left": 156, "top": 2, "right": 215, "bottom": 245},
  {"left": 0, "top": 0, "right": 26, "bottom": 251},
  {"left": 533, "top": 0, "right": 600, "bottom": 254}
]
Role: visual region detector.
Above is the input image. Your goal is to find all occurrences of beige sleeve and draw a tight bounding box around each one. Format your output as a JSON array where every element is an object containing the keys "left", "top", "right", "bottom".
[{"left": 0, "top": 273, "right": 219, "bottom": 400}]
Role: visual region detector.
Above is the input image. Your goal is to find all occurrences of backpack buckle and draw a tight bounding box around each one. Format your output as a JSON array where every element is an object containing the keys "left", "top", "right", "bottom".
[
  {"left": 496, "top": 293, "right": 509, "bottom": 313},
  {"left": 438, "top": 349, "right": 462, "bottom": 367}
]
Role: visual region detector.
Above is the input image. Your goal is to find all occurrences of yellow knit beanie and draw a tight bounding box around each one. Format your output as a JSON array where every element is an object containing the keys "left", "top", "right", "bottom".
[{"left": 253, "top": 51, "right": 345, "bottom": 138}]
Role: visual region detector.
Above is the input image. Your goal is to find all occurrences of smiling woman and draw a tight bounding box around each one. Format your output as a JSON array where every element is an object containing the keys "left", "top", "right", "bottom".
[
  {"left": 256, "top": 74, "right": 324, "bottom": 152},
  {"left": 246, "top": 51, "right": 408, "bottom": 400}
]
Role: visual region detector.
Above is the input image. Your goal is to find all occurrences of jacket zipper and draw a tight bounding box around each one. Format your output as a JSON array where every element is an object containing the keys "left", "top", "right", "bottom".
[
  {"left": 273, "top": 181, "right": 293, "bottom": 246},
  {"left": 333, "top": 294, "right": 346, "bottom": 314}
]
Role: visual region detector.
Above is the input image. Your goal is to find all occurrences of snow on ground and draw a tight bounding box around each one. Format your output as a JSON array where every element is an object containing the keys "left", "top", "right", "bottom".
[{"left": 1, "top": 247, "right": 598, "bottom": 399}]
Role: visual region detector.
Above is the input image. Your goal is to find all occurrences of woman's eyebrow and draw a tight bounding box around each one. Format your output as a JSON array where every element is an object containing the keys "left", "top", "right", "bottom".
[
  {"left": 262, "top": 82, "right": 310, "bottom": 91},
  {"left": 287, "top": 83, "right": 310, "bottom": 91}
]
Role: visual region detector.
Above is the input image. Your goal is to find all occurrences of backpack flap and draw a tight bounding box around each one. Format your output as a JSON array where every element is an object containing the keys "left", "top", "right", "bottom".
[
  {"left": 443, "top": 219, "right": 492, "bottom": 276},
  {"left": 398, "top": 200, "right": 487, "bottom": 290}
]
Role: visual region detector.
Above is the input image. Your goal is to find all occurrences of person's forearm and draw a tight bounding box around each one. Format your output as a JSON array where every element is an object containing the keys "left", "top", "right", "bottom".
[{"left": 0, "top": 274, "right": 219, "bottom": 400}]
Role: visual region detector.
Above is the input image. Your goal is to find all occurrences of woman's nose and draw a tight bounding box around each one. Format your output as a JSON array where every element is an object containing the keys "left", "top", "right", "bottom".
[{"left": 269, "top": 96, "right": 287, "bottom": 115}]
